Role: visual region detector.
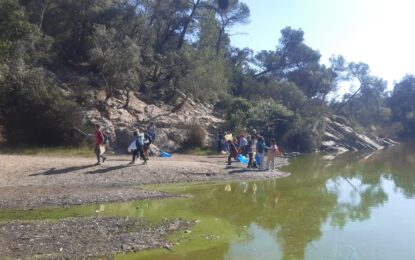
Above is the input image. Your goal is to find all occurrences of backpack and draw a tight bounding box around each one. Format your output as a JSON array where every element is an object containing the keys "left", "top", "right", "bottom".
[{"left": 103, "top": 133, "right": 109, "bottom": 145}]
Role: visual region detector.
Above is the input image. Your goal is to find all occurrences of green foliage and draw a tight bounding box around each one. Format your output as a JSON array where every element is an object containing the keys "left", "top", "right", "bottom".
[
  {"left": 183, "top": 125, "right": 207, "bottom": 148},
  {"left": 0, "top": 68, "right": 84, "bottom": 146},
  {"left": 225, "top": 97, "right": 251, "bottom": 130},
  {"left": 90, "top": 24, "right": 142, "bottom": 103},
  {"left": 178, "top": 47, "right": 229, "bottom": 102},
  {"left": 390, "top": 75, "right": 415, "bottom": 136},
  {"left": 3, "top": 0, "right": 411, "bottom": 151}
]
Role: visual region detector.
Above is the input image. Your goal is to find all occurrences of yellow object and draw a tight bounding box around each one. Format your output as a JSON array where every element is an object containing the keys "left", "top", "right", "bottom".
[
  {"left": 224, "top": 184, "right": 232, "bottom": 192},
  {"left": 224, "top": 134, "right": 233, "bottom": 141}
]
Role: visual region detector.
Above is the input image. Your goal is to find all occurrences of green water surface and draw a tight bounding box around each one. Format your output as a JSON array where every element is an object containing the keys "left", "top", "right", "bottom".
[{"left": 2, "top": 142, "right": 415, "bottom": 260}]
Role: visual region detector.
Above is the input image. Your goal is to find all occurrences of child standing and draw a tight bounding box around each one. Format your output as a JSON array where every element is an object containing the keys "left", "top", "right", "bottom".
[{"left": 266, "top": 139, "right": 279, "bottom": 171}]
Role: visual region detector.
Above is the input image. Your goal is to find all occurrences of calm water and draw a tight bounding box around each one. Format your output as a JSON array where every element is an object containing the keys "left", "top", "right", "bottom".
[
  {"left": 122, "top": 142, "right": 415, "bottom": 260},
  {"left": 2, "top": 142, "right": 415, "bottom": 260}
]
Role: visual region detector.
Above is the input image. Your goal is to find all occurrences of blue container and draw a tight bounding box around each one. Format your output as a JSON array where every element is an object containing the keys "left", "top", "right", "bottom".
[
  {"left": 237, "top": 154, "right": 248, "bottom": 164},
  {"left": 159, "top": 151, "right": 172, "bottom": 158}
]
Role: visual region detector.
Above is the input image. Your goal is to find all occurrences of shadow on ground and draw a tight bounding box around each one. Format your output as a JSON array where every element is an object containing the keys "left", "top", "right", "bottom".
[{"left": 30, "top": 165, "right": 96, "bottom": 176}]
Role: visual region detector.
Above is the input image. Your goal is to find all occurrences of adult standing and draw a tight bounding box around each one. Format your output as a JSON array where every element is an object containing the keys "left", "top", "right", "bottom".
[
  {"left": 247, "top": 135, "right": 257, "bottom": 169},
  {"left": 147, "top": 122, "right": 156, "bottom": 142},
  {"left": 227, "top": 140, "right": 238, "bottom": 165},
  {"left": 143, "top": 129, "right": 152, "bottom": 161},
  {"left": 239, "top": 134, "right": 248, "bottom": 156},
  {"left": 256, "top": 136, "right": 266, "bottom": 170},
  {"left": 94, "top": 124, "right": 107, "bottom": 165}
]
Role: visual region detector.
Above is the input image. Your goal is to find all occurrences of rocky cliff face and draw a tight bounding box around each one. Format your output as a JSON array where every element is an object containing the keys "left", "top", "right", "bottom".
[
  {"left": 82, "top": 91, "right": 396, "bottom": 154},
  {"left": 83, "top": 91, "right": 223, "bottom": 152},
  {"left": 320, "top": 114, "right": 398, "bottom": 154}
]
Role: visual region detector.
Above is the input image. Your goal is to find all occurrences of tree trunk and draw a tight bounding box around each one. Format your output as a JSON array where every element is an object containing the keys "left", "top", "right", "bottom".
[
  {"left": 177, "top": 0, "right": 200, "bottom": 50},
  {"left": 38, "top": 0, "right": 49, "bottom": 30},
  {"left": 216, "top": 27, "right": 225, "bottom": 55},
  {"left": 103, "top": 76, "right": 112, "bottom": 100},
  {"left": 336, "top": 86, "right": 362, "bottom": 114}
]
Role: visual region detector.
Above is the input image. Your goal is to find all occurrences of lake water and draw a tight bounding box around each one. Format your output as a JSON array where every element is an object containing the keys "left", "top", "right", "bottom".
[
  {"left": 2, "top": 142, "right": 415, "bottom": 259},
  {"left": 121, "top": 141, "right": 415, "bottom": 260}
]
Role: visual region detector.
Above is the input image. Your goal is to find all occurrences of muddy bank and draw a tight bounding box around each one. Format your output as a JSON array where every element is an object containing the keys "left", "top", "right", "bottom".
[
  {"left": 0, "top": 216, "right": 194, "bottom": 259},
  {"left": 0, "top": 154, "right": 289, "bottom": 210}
]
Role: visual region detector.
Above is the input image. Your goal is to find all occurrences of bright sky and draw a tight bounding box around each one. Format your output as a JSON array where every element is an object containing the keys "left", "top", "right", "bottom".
[{"left": 231, "top": 0, "right": 415, "bottom": 88}]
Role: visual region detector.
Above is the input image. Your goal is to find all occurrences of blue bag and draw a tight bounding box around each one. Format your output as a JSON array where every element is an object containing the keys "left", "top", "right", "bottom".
[
  {"left": 159, "top": 151, "right": 172, "bottom": 158},
  {"left": 237, "top": 154, "right": 248, "bottom": 164}
]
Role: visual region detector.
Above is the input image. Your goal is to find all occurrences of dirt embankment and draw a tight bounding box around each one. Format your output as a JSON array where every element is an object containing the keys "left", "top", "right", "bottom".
[{"left": 0, "top": 153, "right": 289, "bottom": 259}]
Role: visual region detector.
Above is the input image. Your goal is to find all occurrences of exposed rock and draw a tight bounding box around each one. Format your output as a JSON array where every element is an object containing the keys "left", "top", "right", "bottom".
[
  {"left": 82, "top": 92, "right": 223, "bottom": 151},
  {"left": 321, "top": 114, "right": 396, "bottom": 153}
]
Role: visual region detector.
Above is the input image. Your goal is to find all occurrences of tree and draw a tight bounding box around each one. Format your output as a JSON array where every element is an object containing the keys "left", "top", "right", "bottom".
[
  {"left": 90, "top": 25, "right": 142, "bottom": 107},
  {"left": 204, "top": 0, "right": 249, "bottom": 54},
  {"left": 254, "top": 27, "right": 321, "bottom": 78},
  {"left": 390, "top": 75, "right": 415, "bottom": 136}
]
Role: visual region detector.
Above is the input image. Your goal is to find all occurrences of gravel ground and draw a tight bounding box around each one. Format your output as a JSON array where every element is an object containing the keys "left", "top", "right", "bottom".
[
  {"left": 0, "top": 216, "right": 194, "bottom": 259},
  {"left": 0, "top": 154, "right": 289, "bottom": 209}
]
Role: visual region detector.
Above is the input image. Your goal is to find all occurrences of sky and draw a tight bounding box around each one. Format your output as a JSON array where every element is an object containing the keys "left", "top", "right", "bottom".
[{"left": 230, "top": 0, "right": 415, "bottom": 89}]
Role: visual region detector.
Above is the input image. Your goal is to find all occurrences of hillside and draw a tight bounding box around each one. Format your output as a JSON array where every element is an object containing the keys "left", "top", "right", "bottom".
[{"left": 1, "top": 0, "right": 411, "bottom": 153}]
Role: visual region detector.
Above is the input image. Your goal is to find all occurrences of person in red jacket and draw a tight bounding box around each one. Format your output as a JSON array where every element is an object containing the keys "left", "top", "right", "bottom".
[
  {"left": 95, "top": 124, "right": 107, "bottom": 165},
  {"left": 227, "top": 140, "right": 238, "bottom": 165}
]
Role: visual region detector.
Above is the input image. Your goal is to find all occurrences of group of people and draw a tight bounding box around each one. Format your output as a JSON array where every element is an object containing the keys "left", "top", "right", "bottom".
[
  {"left": 94, "top": 124, "right": 280, "bottom": 171},
  {"left": 94, "top": 122, "right": 156, "bottom": 165},
  {"left": 129, "top": 124, "right": 156, "bottom": 164},
  {"left": 219, "top": 131, "right": 281, "bottom": 171}
]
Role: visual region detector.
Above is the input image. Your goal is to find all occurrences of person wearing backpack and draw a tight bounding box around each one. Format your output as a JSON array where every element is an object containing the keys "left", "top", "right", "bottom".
[
  {"left": 256, "top": 136, "right": 266, "bottom": 170},
  {"left": 94, "top": 124, "right": 107, "bottom": 165}
]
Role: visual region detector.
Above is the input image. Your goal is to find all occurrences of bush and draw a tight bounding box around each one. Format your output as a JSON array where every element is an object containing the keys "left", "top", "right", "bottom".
[
  {"left": 0, "top": 69, "right": 85, "bottom": 146},
  {"left": 183, "top": 125, "right": 206, "bottom": 148}
]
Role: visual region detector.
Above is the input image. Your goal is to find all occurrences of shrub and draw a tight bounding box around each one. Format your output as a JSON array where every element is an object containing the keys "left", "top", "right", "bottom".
[
  {"left": 0, "top": 68, "right": 85, "bottom": 146},
  {"left": 183, "top": 125, "right": 206, "bottom": 148}
]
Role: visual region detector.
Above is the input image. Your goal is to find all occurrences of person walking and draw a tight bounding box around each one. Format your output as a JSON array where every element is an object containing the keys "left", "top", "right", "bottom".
[
  {"left": 266, "top": 139, "right": 279, "bottom": 171},
  {"left": 130, "top": 130, "right": 147, "bottom": 164},
  {"left": 94, "top": 124, "right": 107, "bottom": 165}
]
